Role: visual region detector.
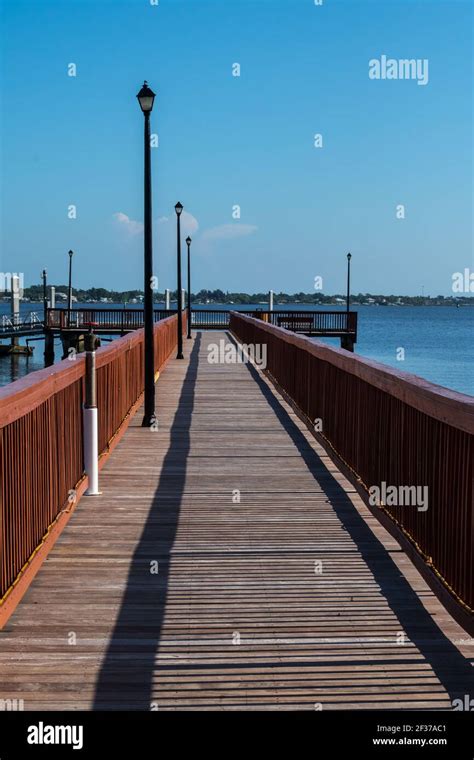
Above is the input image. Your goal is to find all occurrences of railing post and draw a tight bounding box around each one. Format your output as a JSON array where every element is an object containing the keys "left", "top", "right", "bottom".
[
  {"left": 340, "top": 333, "right": 355, "bottom": 352},
  {"left": 44, "top": 328, "right": 55, "bottom": 367},
  {"left": 83, "top": 324, "right": 101, "bottom": 496},
  {"left": 43, "top": 308, "right": 55, "bottom": 366}
]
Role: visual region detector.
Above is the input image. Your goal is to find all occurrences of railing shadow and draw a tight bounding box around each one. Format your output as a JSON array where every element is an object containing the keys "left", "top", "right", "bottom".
[
  {"left": 231, "top": 336, "right": 474, "bottom": 703},
  {"left": 93, "top": 334, "right": 201, "bottom": 710}
]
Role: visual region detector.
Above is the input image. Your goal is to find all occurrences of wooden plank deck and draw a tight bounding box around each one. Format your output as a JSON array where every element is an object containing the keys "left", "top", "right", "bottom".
[{"left": 0, "top": 331, "right": 472, "bottom": 710}]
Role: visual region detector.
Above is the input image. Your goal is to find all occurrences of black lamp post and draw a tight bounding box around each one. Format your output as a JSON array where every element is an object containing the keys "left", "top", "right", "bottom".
[
  {"left": 42, "top": 269, "right": 48, "bottom": 322},
  {"left": 67, "top": 250, "right": 74, "bottom": 326},
  {"left": 186, "top": 236, "right": 192, "bottom": 339},
  {"left": 137, "top": 80, "right": 157, "bottom": 427},
  {"left": 175, "top": 202, "right": 184, "bottom": 359},
  {"left": 346, "top": 252, "right": 352, "bottom": 313}
]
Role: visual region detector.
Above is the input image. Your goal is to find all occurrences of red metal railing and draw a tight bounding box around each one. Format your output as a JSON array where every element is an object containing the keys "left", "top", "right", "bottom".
[
  {"left": 230, "top": 312, "right": 474, "bottom": 613},
  {"left": 46, "top": 307, "right": 357, "bottom": 338},
  {"left": 0, "top": 314, "right": 184, "bottom": 603},
  {"left": 46, "top": 308, "right": 176, "bottom": 331}
]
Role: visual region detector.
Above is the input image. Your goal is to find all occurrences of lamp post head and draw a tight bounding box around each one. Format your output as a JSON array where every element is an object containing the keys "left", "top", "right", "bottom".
[
  {"left": 175, "top": 202, "right": 183, "bottom": 217},
  {"left": 136, "top": 81, "right": 156, "bottom": 113},
  {"left": 68, "top": 250, "right": 74, "bottom": 258},
  {"left": 347, "top": 252, "right": 352, "bottom": 261},
  {"left": 186, "top": 236, "right": 192, "bottom": 246},
  {"left": 42, "top": 269, "right": 47, "bottom": 277}
]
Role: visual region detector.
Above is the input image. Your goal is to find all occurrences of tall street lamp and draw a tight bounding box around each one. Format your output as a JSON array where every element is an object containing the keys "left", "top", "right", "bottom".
[
  {"left": 186, "top": 236, "right": 192, "bottom": 339},
  {"left": 137, "top": 80, "right": 157, "bottom": 427},
  {"left": 175, "top": 202, "right": 184, "bottom": 359},
  {"left": 346, "top": 252, "right": 352, "bottom": 313},
  {"left": 67, "top": 250, "right": 74, "bottom": 326}
]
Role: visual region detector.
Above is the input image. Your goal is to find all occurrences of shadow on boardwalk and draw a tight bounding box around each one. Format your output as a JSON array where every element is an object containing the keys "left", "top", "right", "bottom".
[
  {"left": 94, "top": 331, "right": 472, "bottom": 709},
  {"left": 241, "top": 353, "right": 474, "bottom": 704},
  {"left": 93, "top": 335, "right": 201, "bottom": 709}
]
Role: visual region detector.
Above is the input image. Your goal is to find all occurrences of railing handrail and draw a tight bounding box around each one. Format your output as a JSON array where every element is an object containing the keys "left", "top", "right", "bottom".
[
  {"left": 230, "top": 312, "right": 473, "bottom": 433},
  {"left": 229, "top": 311, "right": 474, "bottom": 617},
  {"left": 0, "top": 316, "right": 179, "bottom": 426},
  {"left": 45, "top": 306, "right": 356, "bottom": 315},
  {"left": 0, "top": 313, "right": 185, "bottom": 612},
  {"left": 1, "top": 313, "right": 44, "bottom": 330},
  {"left": 0, "top": 353, "right": 85, "bottom": 425},
  {"left": 93, "top": 315, "right": 174, "bottom": 368}
]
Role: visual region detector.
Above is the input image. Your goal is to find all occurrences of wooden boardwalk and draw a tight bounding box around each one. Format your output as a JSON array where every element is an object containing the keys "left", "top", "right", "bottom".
[{"left": 0, "top": 331, "right": 472, "bottom": 710}]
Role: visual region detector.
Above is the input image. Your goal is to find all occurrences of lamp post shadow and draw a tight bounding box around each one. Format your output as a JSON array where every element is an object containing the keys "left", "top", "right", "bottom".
[{"left": 93, "top": 335, "right": 201, "bottom": 710}]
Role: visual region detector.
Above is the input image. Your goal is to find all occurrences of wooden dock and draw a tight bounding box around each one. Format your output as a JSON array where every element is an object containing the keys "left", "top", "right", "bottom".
[{"left": 0, "top": 331, "right": 472, "bottom": 710}]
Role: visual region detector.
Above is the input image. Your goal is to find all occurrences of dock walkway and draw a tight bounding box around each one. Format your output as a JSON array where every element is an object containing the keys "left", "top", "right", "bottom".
[{"left": 0, "top": 331, "right": 472, "bottom": 710}]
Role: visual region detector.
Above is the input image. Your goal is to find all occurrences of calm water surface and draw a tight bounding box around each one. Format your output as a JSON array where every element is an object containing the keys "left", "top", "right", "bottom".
[{"left": 0, "top": 303, "right": 472, "bottom": 396}]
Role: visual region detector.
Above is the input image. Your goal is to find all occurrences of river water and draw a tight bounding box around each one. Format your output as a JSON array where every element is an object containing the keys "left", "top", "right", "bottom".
[{"left": 0, "top": 303, "right": 472, "bottom": 396}]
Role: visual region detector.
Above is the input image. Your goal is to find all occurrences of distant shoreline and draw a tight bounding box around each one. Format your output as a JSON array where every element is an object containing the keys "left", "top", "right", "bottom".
[
  {"left": 2, "top": 291, "right": 473, "bottom": 309},
  {"left": 2, "top": 300, "right": 473, "bottom": 308}
]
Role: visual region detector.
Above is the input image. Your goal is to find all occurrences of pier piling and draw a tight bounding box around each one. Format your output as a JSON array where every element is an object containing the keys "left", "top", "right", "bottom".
[{"left": 268, "top": 289, "right": 274, "bottom": 312}]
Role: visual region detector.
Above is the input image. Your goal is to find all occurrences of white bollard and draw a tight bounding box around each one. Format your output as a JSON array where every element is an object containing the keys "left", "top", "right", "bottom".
[
  {"left": 84, "top": 407, "right": 100, "bottom": 495},
  {"left": 50, "top": 286, "right": 56, "bottom": 309},
  {"left": 268, "top": 289, "right": 274, "bottom": 312},
  {"left": 83, "top": 327, "right": 101, "bottom": 496},
  {"left": 165, "top": 288, "right": 170, "bottom": 310}
]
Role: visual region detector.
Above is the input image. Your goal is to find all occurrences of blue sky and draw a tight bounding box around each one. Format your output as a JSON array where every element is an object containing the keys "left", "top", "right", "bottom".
[{"left": 0, "top": 0, "right": 472, "bottom": 294}]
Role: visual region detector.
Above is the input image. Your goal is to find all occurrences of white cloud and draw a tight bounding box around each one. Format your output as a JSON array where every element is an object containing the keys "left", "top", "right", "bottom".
[
  {"left": 114, "top": 210, "right": 199, "bottom": 238},
  {"left": 113, "top": 212, "right": 143, "bottom": 236},
  {"left": 114, "top": 212, "right": 256, "bottom": 250},
  {"left": 180, "top": 211, "right": 199, "bottom": 236},
  {"left": 201, "top": 224, "right": 258, "bottom": 242},
  {"left": 156, "top": 211, "right": 199, "bottom": 236}
]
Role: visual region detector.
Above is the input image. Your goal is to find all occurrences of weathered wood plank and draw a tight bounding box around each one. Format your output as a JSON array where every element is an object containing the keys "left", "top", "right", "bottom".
[{"left": 0, "top": 331, "right": 472, "bottom": 710}]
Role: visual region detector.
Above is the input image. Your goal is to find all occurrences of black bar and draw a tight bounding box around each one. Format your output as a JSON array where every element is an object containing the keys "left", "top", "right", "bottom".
[
  {"left": 142, "top": 110, "right": 156, "bottom": 426},
  {"left": 0, "top": 710, "right": 472, "bottom": 758},
  {"left": 186, "top": 239, "right": 192, "bottom": 339},
  {"left": 176, "top": 213, "right": 184, "bottom": 359}
]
